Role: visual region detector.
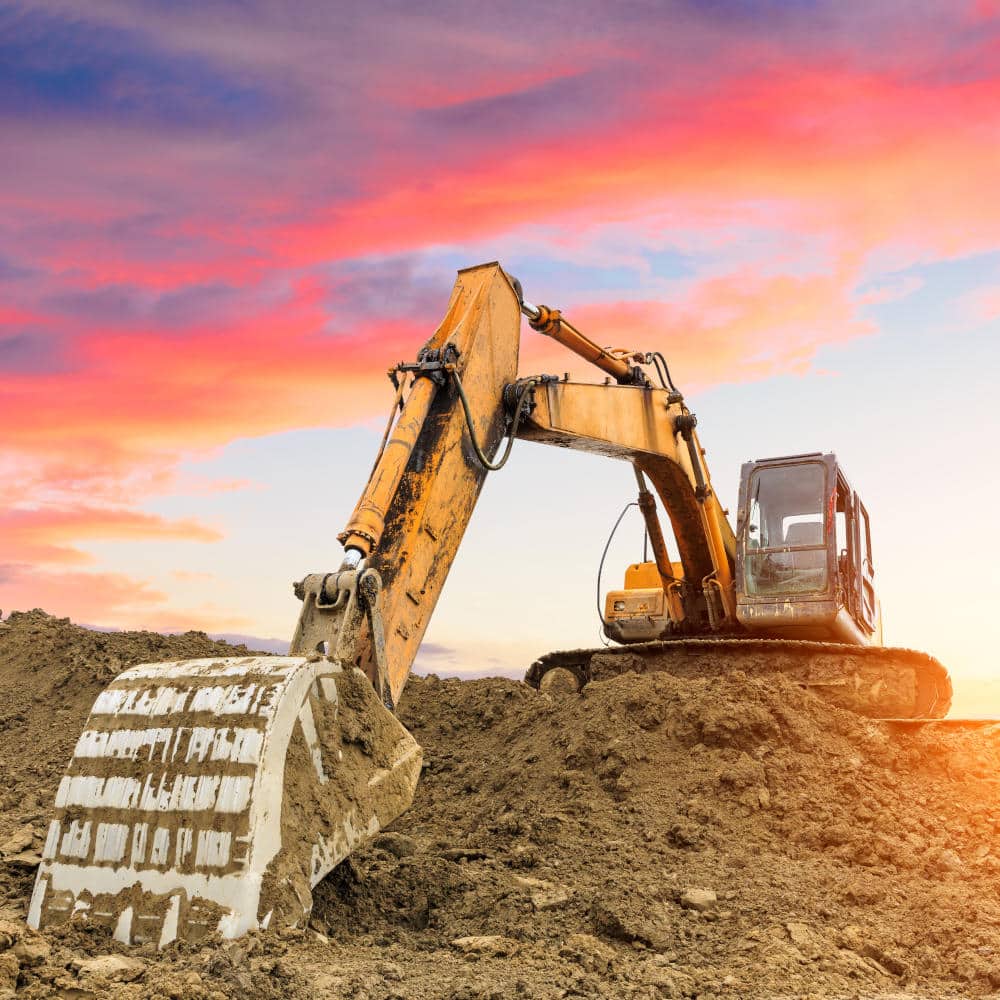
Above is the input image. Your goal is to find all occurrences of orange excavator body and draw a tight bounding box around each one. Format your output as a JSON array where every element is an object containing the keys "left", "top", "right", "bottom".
[{"left": 29, "top": 262, "right": 950, "bottom": 950}]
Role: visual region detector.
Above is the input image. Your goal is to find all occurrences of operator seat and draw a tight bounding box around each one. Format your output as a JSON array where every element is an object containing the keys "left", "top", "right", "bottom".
[{"left": 784, "top": 521, "right": 825, "bottom": 569}]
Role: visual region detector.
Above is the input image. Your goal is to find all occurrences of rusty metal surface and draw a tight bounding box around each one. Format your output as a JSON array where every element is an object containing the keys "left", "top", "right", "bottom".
[
  {"left": 340, "top": 378, "right": 438, "bottom": 555},
  {"left": 358, "top": 264, "right": 522, "bottom": 705}
]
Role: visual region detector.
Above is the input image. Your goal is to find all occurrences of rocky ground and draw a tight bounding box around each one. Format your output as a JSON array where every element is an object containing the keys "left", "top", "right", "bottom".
[{"left": 1, "top": 610, "right": 999, "bottom": 999}]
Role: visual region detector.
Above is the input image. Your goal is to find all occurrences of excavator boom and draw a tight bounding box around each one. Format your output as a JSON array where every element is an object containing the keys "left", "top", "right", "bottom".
[{"left": 295, "top": 262, "right": 739, "bottom": 698}]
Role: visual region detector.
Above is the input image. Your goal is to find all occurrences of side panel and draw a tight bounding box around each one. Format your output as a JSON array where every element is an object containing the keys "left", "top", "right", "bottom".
[
  {"left": 857, "top": 500, "right": 878, "bottom": 631},
  {"left": 361, "top": 264, "right": 521, "bottom": 704}
]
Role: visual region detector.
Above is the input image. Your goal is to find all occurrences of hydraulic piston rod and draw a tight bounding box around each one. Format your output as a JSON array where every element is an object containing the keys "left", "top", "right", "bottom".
[{"left": 520, "top": 297, "right": 638, "bottom": 385}]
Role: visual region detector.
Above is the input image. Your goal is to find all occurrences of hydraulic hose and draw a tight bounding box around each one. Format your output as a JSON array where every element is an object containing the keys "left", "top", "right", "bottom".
[
  {"left": 652, "top": 352, "right": 679, "bottom": 393},
  {"left": 452, "top": 372, "right": 537, "bottom": 472},
  {"left": 597, "top": 501, "right": 639, "bottom": 626}
]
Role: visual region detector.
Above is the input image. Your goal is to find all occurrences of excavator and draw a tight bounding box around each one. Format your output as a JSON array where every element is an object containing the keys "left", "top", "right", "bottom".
[{"left": 27, "top": 262, "right": 950, "bottom": 947}]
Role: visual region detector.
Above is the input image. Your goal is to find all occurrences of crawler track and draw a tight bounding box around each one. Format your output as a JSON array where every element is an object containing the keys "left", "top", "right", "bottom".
[
  {"left": 882, "top": 717, "right": 1000, "bottom": 733},
  {"left": 526, "top": 638, "right": 952, "bottom": 720}
]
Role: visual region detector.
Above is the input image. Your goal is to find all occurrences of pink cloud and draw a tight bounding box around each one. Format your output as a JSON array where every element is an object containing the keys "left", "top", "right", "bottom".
[
  {"left": 961, "top": 285, "right": 1000, "bottom": 321},
  {"left": 523, "top": 269, "right": 875, "bottom": 391},
  {"left": 0, "top": 507, "right": 222, "bottom": 565},
  {"left": 0, "top": 563, "right": 252, "bottom": 633}
]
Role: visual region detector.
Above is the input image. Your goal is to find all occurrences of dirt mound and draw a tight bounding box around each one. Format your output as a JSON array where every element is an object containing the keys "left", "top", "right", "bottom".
[
  {"left": 321, "top": 670, "right": 1000, "bottom": 997},
  {"left": 1, "top": 611, "right": 999, "bottom": 998}
]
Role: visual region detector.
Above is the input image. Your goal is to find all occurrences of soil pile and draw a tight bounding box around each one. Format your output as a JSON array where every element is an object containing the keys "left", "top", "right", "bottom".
[{"left": 1, "top": 611, "right": 999, "bottom": 999}]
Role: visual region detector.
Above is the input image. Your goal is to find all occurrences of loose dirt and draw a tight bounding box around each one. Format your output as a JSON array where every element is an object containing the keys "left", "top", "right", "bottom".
[{"left": 1, "top": 610, "right": 999, "bottom": 999}]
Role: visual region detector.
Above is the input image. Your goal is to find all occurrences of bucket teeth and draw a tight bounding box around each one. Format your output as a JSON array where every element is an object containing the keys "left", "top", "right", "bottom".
[{"left": 27, "top": 656, "right": 421, "bottom": 946}]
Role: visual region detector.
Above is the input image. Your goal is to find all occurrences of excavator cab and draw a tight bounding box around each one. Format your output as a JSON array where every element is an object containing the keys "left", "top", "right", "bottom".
[
  {"left": 604, "top": 452, "right": 883, "bottom": 647},
  {"left": 735, "top": 453, "right": 882, "bottom": 644}
]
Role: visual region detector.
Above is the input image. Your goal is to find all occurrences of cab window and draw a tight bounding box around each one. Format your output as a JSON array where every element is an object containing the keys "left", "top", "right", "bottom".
[{"left": 744, "top": 463, "right": 828, "bottom": 596}]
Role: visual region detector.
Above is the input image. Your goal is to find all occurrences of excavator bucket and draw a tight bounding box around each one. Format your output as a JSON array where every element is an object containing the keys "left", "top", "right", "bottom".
[{"left": 27, "top": 654, "right": 420, "bottom": 946}]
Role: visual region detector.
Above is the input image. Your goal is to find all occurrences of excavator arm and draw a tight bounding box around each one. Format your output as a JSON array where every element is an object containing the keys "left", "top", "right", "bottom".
[
  {"left": 292, "top": 262, "right": 737, "bottom": 710},
  {"left": 513, "top": 374, "right": 737, "bottom": 629}
]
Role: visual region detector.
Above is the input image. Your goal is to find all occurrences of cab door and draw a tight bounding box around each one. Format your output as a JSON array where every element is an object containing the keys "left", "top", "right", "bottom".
[
  {"left": 857, "top": 500, "right": 878, "bottom": 632},
  {"left": 835, "top": 471, "right": 858, "bottom": 620}
]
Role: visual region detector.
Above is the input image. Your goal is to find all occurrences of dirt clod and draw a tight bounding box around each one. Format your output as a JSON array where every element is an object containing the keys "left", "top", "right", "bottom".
[
  {"left": 13, "top": 937, "right": 49, "bottom": 967},
  {"left": 678, "top": 887, "right": 717, "bottom": 912},
  {"left": 450, "top": 935, "right": 518, "bottom": 956},
  {"left": 72, "top": 954, "right": 146, "bottom": 982},
  {"left": 373, "top": 832, "right": 419, "bottom": 859}
]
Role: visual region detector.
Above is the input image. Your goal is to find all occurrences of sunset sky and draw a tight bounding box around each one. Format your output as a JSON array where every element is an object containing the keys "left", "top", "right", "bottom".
[{"left": 3, "top": 1, "right": 1000, "bottom": 715}]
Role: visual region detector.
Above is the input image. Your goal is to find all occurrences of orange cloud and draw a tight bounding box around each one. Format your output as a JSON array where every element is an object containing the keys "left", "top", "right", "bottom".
[
  {"left": 2, "top": 284, "right": 425, "bottom": 468},
  {"left": 0, "top": 564, "right": 164, "bottom": 622},
  {"left": 0, "top": 507, "right": 222, "bottom": 565}
]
